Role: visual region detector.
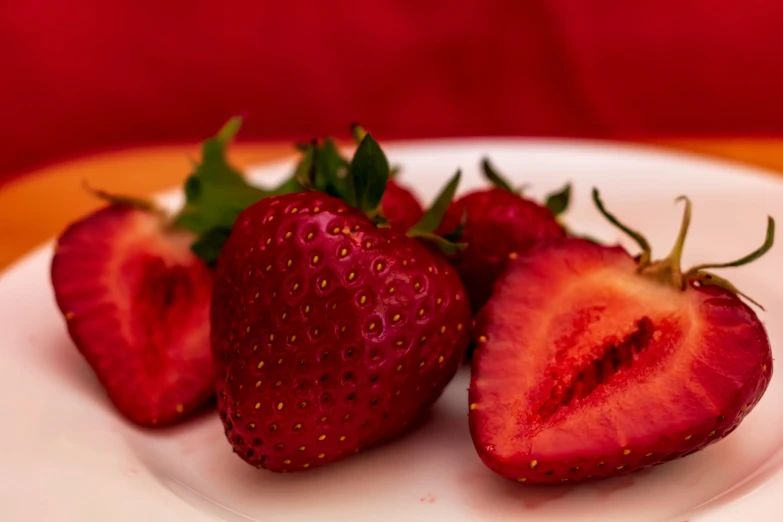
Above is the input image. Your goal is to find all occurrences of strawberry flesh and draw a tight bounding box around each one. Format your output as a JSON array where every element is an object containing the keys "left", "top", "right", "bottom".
[
  {"left": 469, "top": 238, "right": 772, "bottom": 484},
  {"left": 439, "top": 188, "right": 564, "bottom": 314},
  {"left": 51, "top": 205, "right": 215, "bottom": 427},
  {"left": 211, "top": 192, "right": 471, "bottom": 471}
]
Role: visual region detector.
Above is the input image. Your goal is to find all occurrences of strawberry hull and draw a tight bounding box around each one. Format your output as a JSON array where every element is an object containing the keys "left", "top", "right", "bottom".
[
  {"left": 211, "top": 192, "right": 472, "bottom": 471},
  {"left": 51, "top": 205, "right": 215, "bottom": 427},
  {"left": 469, "top": 239, "right": 772, "bottom": 484}
]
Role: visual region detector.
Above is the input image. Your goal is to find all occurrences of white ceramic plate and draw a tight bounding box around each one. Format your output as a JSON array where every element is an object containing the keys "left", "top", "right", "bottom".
[{"left": 2, "top": 139, "right": 783, "bottom": 522}]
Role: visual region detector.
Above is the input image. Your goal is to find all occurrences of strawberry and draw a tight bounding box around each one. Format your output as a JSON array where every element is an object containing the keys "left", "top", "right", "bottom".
[
  {"left": 469, "top": 189, "right": 774, "bottom": 484},
  {"left": 211, "top": 134, "right": 471, "bottom": 471},
  {"left": 438, "top": 158, "right": 569, "bottom": 314},
  {"left": 51, "top": 118, "right": 300, "bottom": 426},
  {"left": 51, "top": 203, "right": 215, "bottom": 426},
  {"left": 380, "top": 179, "right": 423, "bottom": 231}
]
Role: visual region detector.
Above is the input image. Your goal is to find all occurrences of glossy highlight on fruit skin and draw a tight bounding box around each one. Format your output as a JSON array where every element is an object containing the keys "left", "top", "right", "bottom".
[
  {"left": 439, "top": 188, "right": 565, "bottom": 314},
  {"left": 470, "top": 236, "right": 772, "bottom": 484},
  {"left": 51, "top": 205, "right": 215, "bottom": 427},
  {"left": 211, "top": 192, "right": 471, "bottom": 472}
]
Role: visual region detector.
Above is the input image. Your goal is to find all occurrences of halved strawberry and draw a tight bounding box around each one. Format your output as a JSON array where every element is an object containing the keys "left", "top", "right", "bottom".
[
  {"left": 50, "top": 117, "right": 301, "bottom": 427},
  {"left": 469, "top": 190, "right": 774, "bottom": 484},
  {"left": 51, "top": 204, "right": 214, "bottom": 427},
  {"left": 438, "top": 159, "right": 568, "bottom": 314}
]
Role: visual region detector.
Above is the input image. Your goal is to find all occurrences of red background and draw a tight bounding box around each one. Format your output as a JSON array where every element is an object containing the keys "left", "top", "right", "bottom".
[{"left": 2, "top": 0, "right": 783, "bottom": 178}]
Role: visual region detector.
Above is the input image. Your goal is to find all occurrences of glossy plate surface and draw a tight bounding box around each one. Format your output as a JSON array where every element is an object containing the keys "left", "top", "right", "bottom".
[{"left": 2, "top": 139, "right": 783, "bottom": 521}]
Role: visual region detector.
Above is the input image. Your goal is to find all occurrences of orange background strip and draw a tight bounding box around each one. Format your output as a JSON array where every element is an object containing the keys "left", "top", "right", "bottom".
[{"left": 1, "top": 139, "right": 781, "bottom": 271}]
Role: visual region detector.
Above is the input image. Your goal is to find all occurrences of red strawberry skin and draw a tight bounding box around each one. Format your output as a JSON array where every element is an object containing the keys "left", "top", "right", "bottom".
[
  {"left": 51, "top": 205, "right": 215, "bottom": 427},
  {"left": 381, "top": 179, "right": 423, "bottom": 231},
  {"left": 211, "top": 192, "right": 471, "bottom": 471},
  {"left": 439, "top": 188, "right": 564, "bottom": 313},
  {"left": 469, "top": 238, "right": 772, "bottom": 484}
]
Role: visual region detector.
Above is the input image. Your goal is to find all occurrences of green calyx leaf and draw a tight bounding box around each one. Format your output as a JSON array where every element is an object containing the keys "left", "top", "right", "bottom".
[
  {"left": 216, "top": 116, "right": 242, "bottom": 142},
  {"left": 295, "top": 128, "right": 389, "bottom": 217},
  {"left": 352, "top": 123, "right": 400, "bottom": 177},
  {"left": 190, "top": 228, "right": 233, "bottom": 265},
  {"left": 297, "top": 125, "right": 403, "bottom": 219},
  {"left": 687, "top": 271, "right": 766, "bottom": 310},
  {"left": 408, "top": 230, "right": 467, "bottom": 256},
  {"left": 687, "top": 216, "right": 775, "bottom": 273},
  {"left": 410, "top": 170, "right": 461, "bottom": 234},
  {"left": 350, "top": 123, "right": 367, "bottom": 145},
  {"left": 293, "top": 140, "right": 317, "bottom": 190},
  {"left": 545, "top": 182, "right": 572, "bottom": 216},
  {"left": 632, "top": 196, "right": 692, "bottom": 289},
  {"left": 297, "top": 128, "right": 462, "bottom": 253},
  {"left": 406, "top": 170, "right": 464, "bottom": 256},
  {"left": 175, "top": 117, "right": 264, "bottom": 234},
  {"left": 82, "top": 182, "right": 158, "bottom": 212},
  {"left": 592, "top": 188, "right": 652, "bottom": 267},
  {"left": 482, "top": 156, "right": 571, "bottom": 218},
  {"left": 593, "top": 188, "right": 775, "bottom": 308},
  {"left": 292, "top": 138, "right": 355, "bottom": 203},
  {"left": 319, "top": 138, "right": 353, "bottom": 202},
  {"left": 442, "top": 208, "right": 467, "bottom": 242},
  {"left": 348, "top": 133, "right": 390, "bottom": 214},
  {"left": 681, "top": 216, "right": 774, "bottom": 309},
  {"left": 174, "top": 117, "right": 301, "bottom": 262},
  {"left": 481, "top": 157, "right": 516, "bottom": 193}
]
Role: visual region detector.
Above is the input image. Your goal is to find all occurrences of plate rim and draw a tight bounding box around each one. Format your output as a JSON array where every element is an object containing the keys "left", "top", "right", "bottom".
[{"left": 3, "top": 137, "right": 783, "bottom": 522}]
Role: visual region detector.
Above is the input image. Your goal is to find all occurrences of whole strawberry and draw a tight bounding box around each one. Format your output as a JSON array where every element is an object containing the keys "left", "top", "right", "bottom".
[
  {"left": 438, "top": 159, "right": 568, "bottom": 314},
  {"left": 469, "top": 189, "right": 774, "bottom": 484},
  {"left": 211, "top": 134, "right": 471, "bottom": 471}
]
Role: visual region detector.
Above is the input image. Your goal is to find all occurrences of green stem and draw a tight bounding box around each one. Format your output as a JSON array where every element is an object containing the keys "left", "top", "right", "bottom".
[
  {"left": 593, "top": 188, "right": 775, "bottom": 308},
  {"left": 642, "top": 196, "right": 691, "bottom": 289},
  {"left": 481, "top": 158, "right": 516, "bottom": 194},
  {"left": 592, "top": 189, "right": 652, "bottom": 268},
  {"left": 686, "top": 217, "right": 775, "bottom": 273}
]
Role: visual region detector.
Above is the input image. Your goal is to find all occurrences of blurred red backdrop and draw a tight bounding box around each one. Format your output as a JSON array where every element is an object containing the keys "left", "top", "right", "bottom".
[{"left": 2, "top": 0, "right": 782, "bottom": 178}]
